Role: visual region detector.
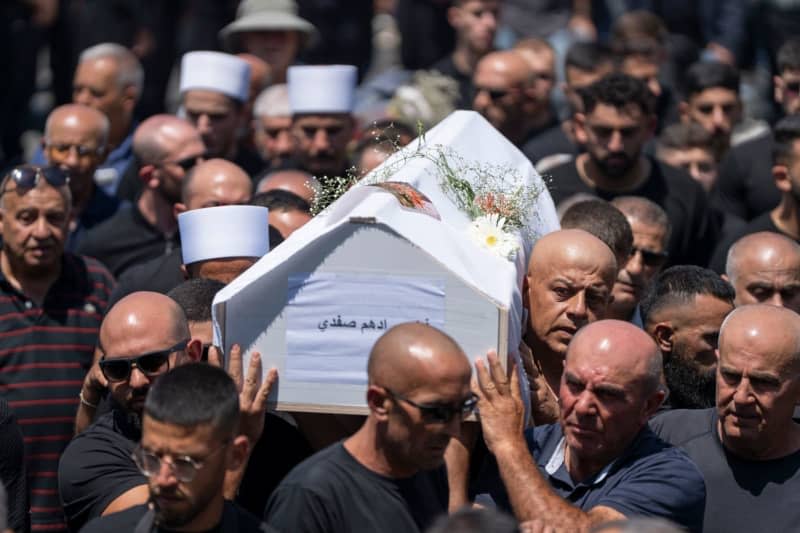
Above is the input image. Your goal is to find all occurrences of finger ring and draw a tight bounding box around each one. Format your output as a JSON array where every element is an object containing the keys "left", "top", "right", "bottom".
[{"left": 484, "top": 382, "right": 496, "bottom": 390}]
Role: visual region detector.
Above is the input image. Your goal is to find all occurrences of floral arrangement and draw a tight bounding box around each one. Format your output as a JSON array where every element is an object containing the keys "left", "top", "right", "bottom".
[{"left": 306, "top": 123, "right": 547, "bottom": 261}]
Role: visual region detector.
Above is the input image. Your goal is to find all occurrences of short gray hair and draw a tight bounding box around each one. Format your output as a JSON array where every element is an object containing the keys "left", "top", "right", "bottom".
[
  {"left": 253, "top": 84, "right": 290, "bottom": 118},
  {"left": 79, "top": 43, "right": 144, "bottom": 97}
]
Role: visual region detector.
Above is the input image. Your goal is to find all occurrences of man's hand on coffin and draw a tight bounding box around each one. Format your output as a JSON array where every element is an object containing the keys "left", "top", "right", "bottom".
[
  {"left": 208, "top": 344, "right": 279, "bottom": 447},
  {"left": 519, "top": 342, "right": 560, "bottom": 426},
  {"left": 473, "top": 351, "right": 526, "bottom": 456}
]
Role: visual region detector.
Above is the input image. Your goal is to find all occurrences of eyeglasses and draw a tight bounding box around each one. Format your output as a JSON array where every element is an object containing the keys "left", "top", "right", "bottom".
[
  {"left": 98, "top": 339, "right": 188, "bottom": 382},
  {"left": 132, "top": 441, "right": 229, "bottom": 483},
  {"left": 476, "top": 87, "right": 511, "bottom": 101},
  {"left": 1, "top": 165, "right": 70, "bottom": 194},
  {"left": 45, "top": 142, "right": 104, "bottom": 158},
  {"left": 630, "top": 246, "right": 668, "bottom": 268},
  {"left": 785, "top": 81, "right": 800, "bottom": 94},
  {"left": 385, "top": 388, "right": 478, "bottom": 424}
]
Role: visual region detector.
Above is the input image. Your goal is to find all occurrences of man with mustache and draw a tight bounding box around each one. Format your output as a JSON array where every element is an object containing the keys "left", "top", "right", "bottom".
[
  {"left": 606, "top": 196, "right": 670, "bottom": 323},
  {"left": 640, "top": 265, "right": 735, "bottom": 410},
  {"left": 651, "top": 304, "right": 800, "bottom": 532},
  {"left": 546, "top": 72, "right": 717, "bottom": 267},
  {"left": 287, "top": 65, "right": 357, "bottom": 182},
  {"left": 58, "top": 292, "right": 274, "bottom": 532},
  {"left": 522, "top": 229, "right": 617, "bottom": 424},
  {"left": 472, "top": 320, "right": 705, "bottom": 531},
  {"left": 265, "top": 322, "right": 472, "bottom": 533}
]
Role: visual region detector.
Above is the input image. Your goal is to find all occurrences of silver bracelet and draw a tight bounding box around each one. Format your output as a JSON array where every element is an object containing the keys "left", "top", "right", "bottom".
[{"left": 79, "top": 390, "right": 98, "bottom": 409}]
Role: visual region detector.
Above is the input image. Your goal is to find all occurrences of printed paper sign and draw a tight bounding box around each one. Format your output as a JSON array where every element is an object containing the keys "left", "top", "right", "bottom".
[{"left": 285, "top": 272, "right": 446, "bottom": 384}]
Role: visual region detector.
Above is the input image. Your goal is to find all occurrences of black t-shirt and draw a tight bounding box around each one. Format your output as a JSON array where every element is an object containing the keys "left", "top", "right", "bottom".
[
  {"left": 714, "top": 133, "right": 779, "bottom": 221},
  {"left": 80, "top": 501, "right": 272, "bottom": 533},
  {"left": 77, "top": 203, "right": 179, "bottom": 278},
  {"left": 547, "top": 157, "right": 718, "bottom": 267},
  {"left": 108, "top": 248, "right": 185, "bottom": 307},
  {"left": 707, "top": 211, "right": 797, "bottom": 273},
  {"left": 521, "top": 122, "right": 578, "bottom": 168},
  {"left": 431, "top": 55, "right": 474, "bottom": 110},
  {"left": 264, "top": 443, "right": 448, "bottom": 533},
  {"left": 0, "top": 398, "right": 29, "bottom": 533},
  {"left": 651, "top": 408, "right": 800, "bottom": 533},
  {"left": 59, "top": 409, "right": 145, "bottom": 532}
]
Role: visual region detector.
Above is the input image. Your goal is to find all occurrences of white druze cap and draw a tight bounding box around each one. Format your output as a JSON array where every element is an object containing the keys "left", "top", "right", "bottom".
[
  {"left": 179, "top": 205, "right": 270, "bottom": 265},
  {"left": 288, "top": 65, "right": 357, "bottom": 115},
  {"left": 179, "top": 51, "right": 251, "bottom": 102}
]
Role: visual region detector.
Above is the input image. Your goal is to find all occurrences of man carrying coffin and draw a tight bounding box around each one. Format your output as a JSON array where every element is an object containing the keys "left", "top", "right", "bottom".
[
  {"left": 287, "top": 65, "right": 357, "bottom": 181},
  {"left": 264, "top": 323, "right": 471, "bottom": 532}
]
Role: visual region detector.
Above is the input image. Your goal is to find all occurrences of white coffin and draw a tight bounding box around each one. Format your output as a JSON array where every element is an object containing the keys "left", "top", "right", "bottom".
[{"left": 212, "top": 110, "right": 559, "bottom": 414}]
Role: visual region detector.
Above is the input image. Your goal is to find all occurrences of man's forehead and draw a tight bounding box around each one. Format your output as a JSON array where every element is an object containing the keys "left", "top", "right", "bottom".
[
  {"left": 292, "top": 113, "right": 350, "bottom": 128},
  {"left": 585, "top": 103, "right": 645, "bottom": 125},
  {"left": 741, "top": 268, "right": 800, "bottom": 284},
  {"left": 259, "top": 115, "right": 291, "bottom": 127},
  {"left": 75, "top": 57, "right": 119, "bottom": 83},
  {"left": 49, "top": 116, "right": 103, "bottom": 142},
  {"left": 3, "top": 184, "right": 68, "bottom": 210},
  {"left": 691, "top": 87, "right": 739, "bottom": 105},
  {"left": 183, "top": 90, "right": 236, "bottom": 113}
]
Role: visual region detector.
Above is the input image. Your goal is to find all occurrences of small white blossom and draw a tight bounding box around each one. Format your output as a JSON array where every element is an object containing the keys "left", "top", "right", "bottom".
[{"left": 468, "top": 214, "right": 520, "bottom": 260}]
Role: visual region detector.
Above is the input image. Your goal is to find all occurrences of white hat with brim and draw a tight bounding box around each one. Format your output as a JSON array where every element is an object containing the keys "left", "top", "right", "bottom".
[
  {"left": 220, "top": 3, "right": 318, "bottom": 51},
  {"left": 179, "top": 205, "right": 270, "bottom": 265},
  {"left": 179, "top": 51, "right": 251, "bottom": 103}
]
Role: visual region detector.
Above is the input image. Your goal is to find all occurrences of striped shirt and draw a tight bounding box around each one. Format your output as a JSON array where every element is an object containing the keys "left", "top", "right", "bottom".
[{"left": 0, "top": 254, "right": 114, "bottom": 532}]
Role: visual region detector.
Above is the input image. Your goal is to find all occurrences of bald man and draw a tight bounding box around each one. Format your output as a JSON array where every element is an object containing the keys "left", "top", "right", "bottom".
[
  {"left": 472, "top": 50, "right": 538, "bottom": 146},
  {"left": 474, "top": 320, "right": 705, "bottom": 531},
  {"left": 257, "top": 169, "right": 319, "bottom": 205},
  {"left": 652, "top": 305, "right": 800, "bottom": 532},
  {"left": 77, "top": 115, "right": 206, "bottom": 277},
  {"left": 60, "top": 292, "right": 273, "bottom": 531},
  {"left": 109, "top": 159, "right": 253, "bottom": 303},
  {"left": 523, "top": 229, "right": 617, "bottom": 415},
  {"left": 722, "top": 231, "right": 800, "bottom": 313},
  {"left": 42, "top": 104, "right": 120, "bottom": 248},
  {"left": 266, "top": 323, "right": 474, "bottom": 533}
]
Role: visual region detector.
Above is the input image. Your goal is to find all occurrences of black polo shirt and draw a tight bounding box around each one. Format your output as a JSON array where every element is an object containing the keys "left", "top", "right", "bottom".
[
  {"left": 651, "top": 408, "right": 800, "bottom": 533},
  {"left": 58, "top": 408, "right": 145, "bottom": 532},
  {"left": 0, "top": 254, "right": 114, "bottom": 533},
  {"left": 77, "top": 203, "right": 179, "bottom": 278},
  {"left": 476, "top": 424, "right": 706, "bottom": 532},
  {"left": 714, "top": 133, "right": 779, "bottom": 221}
]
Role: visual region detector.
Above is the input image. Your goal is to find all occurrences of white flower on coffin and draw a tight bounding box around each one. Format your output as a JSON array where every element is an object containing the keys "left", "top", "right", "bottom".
[{"left": 468, "top": 214, "right": 520, "bottom": 260}]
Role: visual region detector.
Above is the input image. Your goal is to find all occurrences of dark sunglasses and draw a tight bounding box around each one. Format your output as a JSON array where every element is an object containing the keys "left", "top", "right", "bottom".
[
  {"left": 45, "top": 142, "right": 103, "bottom": 158},
  {"left": 785, "top": 81, "right": 800, "bottom": 94},
  {"left": 386, "top": 388, "right": 479, "bottom": 424},
  {"left": 161, "top": 154, "right": 203, "bottom": 172},
  {"left": 1, "top": 165, "right": 69, "bottom": 194},
  {"left": 631, "top": 246, "right": 668, "bottom": 267},
  {"left": 476, "top": 86, "right": 511, "bottom": 101},
  {"left": 99, "top": 339, "right": 188, "bottom": 382}
]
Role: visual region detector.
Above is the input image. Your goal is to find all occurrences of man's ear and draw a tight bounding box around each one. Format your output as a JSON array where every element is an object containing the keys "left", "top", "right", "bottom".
[
  {"left": 643, "top": 388, "right": 667, "bottom": 420},
  {"left": 174, "top": 202, "right": 187, "bottom": 218},
  {"left": 775, "top": 75, "right": 785, "bottom": 105},
  {"left": 573, "top": 113, "right": 588, "bottom": 144},
  {"left": 678, "top": 101, "right": 690, "bottom": 122},
  {"left": 180, "top": 263, "right": 189, "bottom": 281},
  {"left": 140, "top": 164, "right": 159, "bottom": 189},
  {"left": 122, "top": 85, "right": 138, "bottom": 114},
  {"left": 773, "top": 164, "right": 791, "bottom": 193},
  {"left": 652, "top": 322, "right": 674, "bottom": 355},
  {"left": 522, "top": 274, "right": 531, "bottom": 311},
  {"left": 227, "top": 435, "right": 250, "bottom": 471},
  {"left": 186, "top": 338, "right": 203, "bottom": 362},
  {"left": 366, "top": 385, "right": 391, "bottom": 421}
]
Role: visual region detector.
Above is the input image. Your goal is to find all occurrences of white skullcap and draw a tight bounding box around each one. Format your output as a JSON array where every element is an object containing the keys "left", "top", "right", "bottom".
[
  {"left": 288, "top": 65, "right": 357, "bottom": 115},
  {"left": 180, "top": 51, "right": 251, "bottom": 103},
  {"left": 179, "top": 205, "right": 270, "bottom": 265},
  {"left": 254, "top": 84, "right": 290, "bottom": 118}
]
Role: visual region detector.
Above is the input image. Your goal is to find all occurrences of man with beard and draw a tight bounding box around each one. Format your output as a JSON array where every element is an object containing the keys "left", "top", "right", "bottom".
[
  {"left": 640, "top": 266, "right": 735, "bottom": 409},
  {"left": 546, "top": 73, "right": 717, "bottom": 267},
  {"left": 651, "top": 304, "right": 800, "bottom": 532},
  {"left": 468, "top": 320, "right": 705, "bottom": 531},
  {"left": 81, "top": 364, "right": 270, "bottom": 532},
  {"left": 0, "top": 165, "right": 115, "bottom": 533},
  {"left": 606, "top": 197, "right": 670, "bottom": 324},
  {"left": 288, "top": 65, "right": 357, "bottom": 181},
  {"left": 41, "top": 104, "right": 120, "bottom": 249},
  {"left": 77, "top": 116, "right": 205, "bottom": 277},
  {"left": 58, "top": 292, "right": 275, "bottom": 532},
  {"left": 678, "top": 62, "right": 743, "bottom": 161},
  {"left": 179, "top": 51, "right": 264, "bottom": 178},
  {"left": 710, "top": 115, "right": 800, "bottom": 272},
  {"left": 265, "top": 323, "right": 471, "bottom": 533}
]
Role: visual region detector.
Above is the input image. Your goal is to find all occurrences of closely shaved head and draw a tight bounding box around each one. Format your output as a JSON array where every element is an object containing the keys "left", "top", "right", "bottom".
[
  {"left": 524, "top": 229, "right": 617, "bottom": 387},
  {"left": 256, "top": 169, "right": 319, "bottom": 205},
  {"left": 45, "top": 103, "right": 109, "bottom": 147},
  {"left": 473, "top": 50, "right": 536, "bottom": 141},
  {"left": 133, "top": 114, "right": 203, "bottom": 165},
  {"left": 181, "top": 158, "right": 252, "bottom": 210},
  {"left": 725, "top": 232, "right": 800, "bottom": 312},
  {"left": 100, "top": 292, "right": 195, "bottom": 416},
  {"left": 717, "top": 304, "right": 800, "bottom": 458}
]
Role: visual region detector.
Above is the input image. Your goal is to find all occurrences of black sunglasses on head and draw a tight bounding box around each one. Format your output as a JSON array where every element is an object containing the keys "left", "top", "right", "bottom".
[
  {"left": 1, "top": 165, "right": 69, "bottom": 194},
  {"left": 386, "top": 388, "right": 479, "bottom": 424},
  {"left": 99, "top": 339, "right": 188, "bottom": 382}
]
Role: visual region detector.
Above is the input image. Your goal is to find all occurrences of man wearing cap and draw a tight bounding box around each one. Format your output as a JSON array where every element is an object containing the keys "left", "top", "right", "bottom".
[
  {"left": 179, "top": 51, "right": 264, "bottom": 177},
  {"left": 0, "top": 165, "right": 115, "bottom": 533},
  {"left": 219, "top": 0, "right": 317, "bottom": 85},
  {"left": 253, "top": 84, "right": 296, "bottom": 172},
  {"left": 288, "top": 65, "right": 358, "bottom": 181},
  {"left": 77, "top": 115, "right": 204, "bottom": 277}
]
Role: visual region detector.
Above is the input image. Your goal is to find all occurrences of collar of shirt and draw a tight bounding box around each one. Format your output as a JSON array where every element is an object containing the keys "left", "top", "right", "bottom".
[{"left": 543, "top": 435, "right": 619, "bottom": 490}]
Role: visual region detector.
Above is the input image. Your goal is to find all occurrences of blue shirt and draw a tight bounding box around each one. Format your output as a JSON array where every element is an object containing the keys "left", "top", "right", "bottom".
[{"left": 476, "top": 424, "right": 706, "bottom": 532}]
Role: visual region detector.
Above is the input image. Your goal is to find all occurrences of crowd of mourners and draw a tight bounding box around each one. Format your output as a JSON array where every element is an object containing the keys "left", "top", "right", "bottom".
[{"left": 1, "top": 0, "right": 800, "bottom": 532}]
